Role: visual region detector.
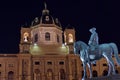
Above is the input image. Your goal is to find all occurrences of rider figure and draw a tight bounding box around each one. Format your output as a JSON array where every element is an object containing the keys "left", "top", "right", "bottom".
[
  {"left": 88, "top": 27, "right": 99, "bottom": 64},
  {"left": 88, "top": 27, "right": 99, "bottom": 50}
]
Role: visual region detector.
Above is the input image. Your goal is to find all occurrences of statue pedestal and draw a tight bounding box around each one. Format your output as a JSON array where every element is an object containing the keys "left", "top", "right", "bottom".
[{"left": 85, "top": 74, "right": 120, "bottom": 80}]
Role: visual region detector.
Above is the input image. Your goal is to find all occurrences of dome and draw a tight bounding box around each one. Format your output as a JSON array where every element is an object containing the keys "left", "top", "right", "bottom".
[{"left": 30, "top": 3, "right": 62, "bottom": 29}]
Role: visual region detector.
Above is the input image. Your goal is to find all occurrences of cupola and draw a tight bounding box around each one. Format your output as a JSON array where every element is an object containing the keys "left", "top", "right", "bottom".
[{"left": 40, "top": 3, "right": 55, "bottom": 24}]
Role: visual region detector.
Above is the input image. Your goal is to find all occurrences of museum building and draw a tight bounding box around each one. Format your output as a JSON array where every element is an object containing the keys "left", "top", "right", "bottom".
[{"left": 0, "top": 3, "right": 120, "bottom": 80}]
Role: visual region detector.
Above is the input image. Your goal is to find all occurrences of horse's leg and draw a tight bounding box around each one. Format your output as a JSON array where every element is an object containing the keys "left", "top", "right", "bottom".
[
  {"left": 108, "top": 57, "right": 116, "bottom": 75},
  {"left": 103, "top": 53, "right": 112, "bottom": 76},
  {"left": 107, "top": 62, "right": 111, "bottom": 76},
  {"left": 82, "top": 62, "right": 87, "bottom": 80},
  {"left": 103, "top": 53, "right": 116, "bottom": 75},
  {"left": 87, "top": 62, "right": 92, "bottom": 78}
]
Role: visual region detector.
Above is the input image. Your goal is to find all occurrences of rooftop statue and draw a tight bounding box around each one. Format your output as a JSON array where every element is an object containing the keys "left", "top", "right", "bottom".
[{"left": 74, "top": 27, "right": 120, "bottom": 80}]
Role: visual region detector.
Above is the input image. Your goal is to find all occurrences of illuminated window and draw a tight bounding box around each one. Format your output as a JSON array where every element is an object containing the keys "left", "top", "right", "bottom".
[
  {"left": 45, "top": 32, "right": 50, "bottom": 41},
  {"left": 23, "top": 32, "right": 29, "bottom": 42},
  {"left": 34, "top": 69, "right": 41, "bottom": 80},
  {"left": 34, "top": 34, "right": 38, "bottom": 43},
  {"left": 47, "top": 69, "right": 53, "bottom": 78},
  {"left": 57, "top": 35, "right": 59, "bottom": 43},
  {"left": 68, "top": 34, "right": 73, "bottom": 43}
]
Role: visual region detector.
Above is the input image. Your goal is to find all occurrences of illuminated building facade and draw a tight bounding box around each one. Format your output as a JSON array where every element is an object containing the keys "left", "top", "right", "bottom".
[{"left": 0, "top": 3, "right": 120, "bottom": 80}]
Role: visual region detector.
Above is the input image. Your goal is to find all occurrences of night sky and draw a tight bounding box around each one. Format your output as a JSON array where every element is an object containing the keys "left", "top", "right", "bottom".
[{"left": 0, "top": 0, "right": 120, "bottom": 53}]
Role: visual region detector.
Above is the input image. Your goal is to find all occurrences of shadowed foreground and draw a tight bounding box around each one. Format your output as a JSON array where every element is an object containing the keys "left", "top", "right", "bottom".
[{"left": 85, "top": 74, "right": 120, "bottom": 80}]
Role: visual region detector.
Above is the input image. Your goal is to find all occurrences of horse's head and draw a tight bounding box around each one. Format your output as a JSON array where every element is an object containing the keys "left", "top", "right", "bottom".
[
  {"left": 74, "top": 42, "right": 82, "bottom": 55},
  {"left": 74, "top": 41, "right": 88, "bottom": 55}
]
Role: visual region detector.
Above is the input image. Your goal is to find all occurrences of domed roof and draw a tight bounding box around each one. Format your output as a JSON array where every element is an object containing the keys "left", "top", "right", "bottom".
[{"left": 30, "top": 3, "right": 62, "bottom": 29}]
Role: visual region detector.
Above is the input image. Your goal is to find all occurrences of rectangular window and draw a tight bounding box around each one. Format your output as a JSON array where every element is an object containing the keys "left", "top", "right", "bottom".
[
  {"left": 35, "top": 62, "right": 40, "bottom": 65},
  {"left": 59, "top": 61, "right": 64, "bottom": 65},
  {"left": 47, "top": 62, "right": 52, "bottom": 65},
  {"left": 103, "top": 64, "right": 107, "bottom": 66}
]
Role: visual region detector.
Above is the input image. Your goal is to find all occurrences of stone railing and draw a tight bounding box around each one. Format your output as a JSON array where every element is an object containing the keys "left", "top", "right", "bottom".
[{"left": 85, "top": 74, "right": 120, "bottom": 80}]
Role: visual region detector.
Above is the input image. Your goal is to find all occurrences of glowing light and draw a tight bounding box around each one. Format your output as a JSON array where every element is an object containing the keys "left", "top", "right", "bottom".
[
  {"left": 34, "top": 43, "right": 37, "bottom": 46},
  {"left": 68, "top": 33, "right": 73, "bottom": 43},
  {"left": 61, "top": 44, "right": 69, "bottom": 54},
  {"left": 24, "top": 36, "right": 28, "bottom": 42},
  {"left": 62, "top": 44, "right": 65, "bottom": 47},
  {"left": 30, "top": 43, "right": 40, "bottom": 54},
  {"left": 64, "top": 43, "right": 67, "bottom": 45},
  {"left": 23, "top": 32, "right": 29, "bottom": 42}
]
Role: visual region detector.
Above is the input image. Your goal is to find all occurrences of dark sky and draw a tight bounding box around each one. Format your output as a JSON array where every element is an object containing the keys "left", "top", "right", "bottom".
[{"left": 0, "top": 0, "right": 120, "bottom": 53}]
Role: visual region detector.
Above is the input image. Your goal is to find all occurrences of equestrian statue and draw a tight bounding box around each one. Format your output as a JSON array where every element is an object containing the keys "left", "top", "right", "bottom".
[{"left": 73, "top": 27, "right": 120, "bottom": 80}]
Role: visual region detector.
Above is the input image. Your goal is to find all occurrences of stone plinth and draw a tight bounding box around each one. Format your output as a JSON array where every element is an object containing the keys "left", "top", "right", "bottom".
[{"left": 85, "top": 74, "right": 120, "bottom": 80}]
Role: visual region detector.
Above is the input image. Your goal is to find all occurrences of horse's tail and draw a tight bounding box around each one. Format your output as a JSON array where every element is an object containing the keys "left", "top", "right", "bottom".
[{"left": 110, "top": 43, "right": 120, "bottom": 65}]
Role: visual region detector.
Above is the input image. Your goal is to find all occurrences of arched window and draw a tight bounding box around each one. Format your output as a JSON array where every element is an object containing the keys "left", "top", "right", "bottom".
[
  {"left": 68, "top": 34, "right": 73, "bottom": 43},
  {"left": 59, "top": 69, "right": 65, "bottom": 80},
  {"left": 57, "top": 34, "right": 59, "bottom": 43},
  {"left": 116, "top": 69, "right": 119, "bottom": 74},
  {"left": 34, "top": 69, "right": 41, "bottom": 80},
  {"left": 47, "top": 69, "right": 53, "bottom": 80},
  {"left": 23, "top": 32, "right": 29, "bottom": 42},
  {"left": 8, "top": 71, "right": 14, "bottom": 80},
  {"left": 34, "top": 34, "right": 38, "bottom": 43},
  {"left": 102, "top": 70, "right": 108, "bottom": 76},
  {"left": 92, "top": 70, "right": 98, "bottom": 77},
  {"left": 45, "top": 32, "right": 50, "bottom": 41}
]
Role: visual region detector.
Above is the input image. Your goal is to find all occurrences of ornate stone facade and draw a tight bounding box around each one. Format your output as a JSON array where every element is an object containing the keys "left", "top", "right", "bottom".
[{"left": 0, "top": 3, "right": 120, "bottom": 80}]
